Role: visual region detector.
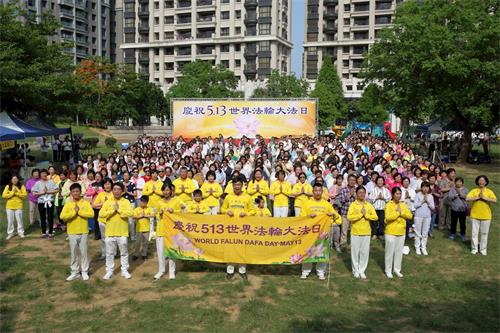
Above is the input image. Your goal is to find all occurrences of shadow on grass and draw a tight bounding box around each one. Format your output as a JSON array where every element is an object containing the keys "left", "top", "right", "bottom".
[{"left": 285, "top": 279, "right": 500, "bottom": 332}]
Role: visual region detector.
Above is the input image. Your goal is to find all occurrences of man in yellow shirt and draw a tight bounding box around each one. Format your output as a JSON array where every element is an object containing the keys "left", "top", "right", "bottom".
[
  {"left": 60, "top": 183, "right": 94, "bottom": 281},
  {"left": 300, "top": 183, "right": 341, "bottom": 280},
  {"left": 270, "top": 170, "right": 292, "bottom": 217},
  {"left": 173, "top": 167, "right": 197, "bottom": 204},
  {"left": 186, "top": 189, "right": 210, "bottom": 214},
  {"left": 142, "top": 170, "right": 164, "bottom": 210},
  {"left": 132, "top": 196, "right": 155, "bottom": 260},
  {"left": 221, "top": 176, "right": 254, "bottom": 280},
  {"left": 99, "top": 183, "right": 134, "bottom": 280}
]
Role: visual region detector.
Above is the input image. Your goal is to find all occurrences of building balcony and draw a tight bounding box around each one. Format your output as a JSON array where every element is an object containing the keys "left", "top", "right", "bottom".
[
  {"left": 196, "top": 32, "right": 214, "bottom": 39},
  {"left": 244, "top": 14, "right": 257, "bottom": 25},
  {"left": 307, "top": 53, "right": 318, "bottom": 61},
  {"left": 244, "top": 0, "right": 257, "bottom": 8},
  {"left": 75, "top": 12, "right": 88, "bottom": 22},
  {"left": 138, "top": 53, "right": 149, "bottom": 63},
  {"left": 138, "top": 10, "right": 149, "bottom": 18},
  {"left": 139, "top": 72, "right": 149, "bottom": 80},
  {"left": 177, "top": 0, "right": 191, "bottom": 8},
  {"left": 176, "top": 18, "right": 192, "bottom": 25},
  {"left": 324, "top": 22, "right": 337, "bottom": 33},
  {"left": 244, "top": 48, "right": 257, "bottom": 58},
  {"left": 76, "top": 49, "right": 87, "bottom": 57},
  {"left": 138, "top": 0, "right": 148, "bottom": 3},
  {"left": 324, "top": 10, "right": 336, "bottom": 19},
  {"left": 138, "top": 25, "right": 149, "bottom": 34},
  {"left": 307, "top": 12, "right": 319, "bottom": 20},
  {"left": 75, "top": 0, "right": 85, "bottom": 9},
  {"left": 75, "top": 24, "right": 87, "bottom": 33},
  {"left": 323, "top": 0, "right": 337, "bottom": 6},
  {"left": 196, "top": 0, "right": 213, "bottom": 6},
  {"left": 60, "top": 9, "right": 73, "bottom": 19},
  {"left": 243, "top": 65, "right": 257, "bottom": 74},
  {"left": 75, "top": 36, "right": 88, "bottom": 45},
  {"left": 61, "top": 0, "right": 74, "bottom": 6},
  {"left": 124, "top": 57, "right": 136, "bottom": 64},
  {"left": 197, "top": 16, "right": 215, "bottom": 24}
]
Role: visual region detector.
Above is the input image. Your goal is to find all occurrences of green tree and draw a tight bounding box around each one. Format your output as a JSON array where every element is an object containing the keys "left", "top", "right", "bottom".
[
  {"left": 353, "top": 83, "right": 389, "bottom": 126},
  {"left": 0, "top": 2, "right": 81, "bottom": 118},
  {"left": 252, "top": 70, "right": 309, "bottom": 98},
  {"left": 309, "top": 56, "right": 347, "bottom": 129},
  {"left": 362, "top": 0, "right": 500, "bottom": 162}
]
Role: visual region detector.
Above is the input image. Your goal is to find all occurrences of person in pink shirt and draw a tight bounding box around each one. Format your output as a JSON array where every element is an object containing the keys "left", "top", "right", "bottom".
[
  {"left": 25, "top": 168, "right": 40, "bottom": 227},
  {"left": 387, "top": 173, "right": 403, "bottom": 192}
]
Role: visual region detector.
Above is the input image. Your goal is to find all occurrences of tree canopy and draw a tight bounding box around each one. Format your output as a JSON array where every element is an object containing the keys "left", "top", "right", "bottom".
[
  {"left": 251, "top": 70, "right": 309, "bottom": 98},
  {"left": 362, "top": 0, "right": 500, "bottom": 161},
  {"left": 309, "top": 56, "right": 347, "bottom": 129},
  {"left": 352, "top": 83, "right": 389, "bottom": 126}
]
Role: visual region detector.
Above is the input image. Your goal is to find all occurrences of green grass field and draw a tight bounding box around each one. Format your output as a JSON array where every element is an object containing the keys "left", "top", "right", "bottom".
[{"left": 0, "top": 164, "right": 498, "bottom": 332}]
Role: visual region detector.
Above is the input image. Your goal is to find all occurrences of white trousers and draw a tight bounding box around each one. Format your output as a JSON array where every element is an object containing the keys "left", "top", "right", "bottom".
[
  {"left": 209, "top": 206, "right": 219, "bottom": 215},
  {"left": 155, "top": 236, "right": 176, "bottom": 274},
  {"left": 6, "top": 209, "right": 24, "bottom": 237},
  {"left": 351, "top": 235, "right": 370, "bottom": 275},
  {"left": 273, "top": 206, "right": 288, "bottom": 217},
  {"left": 471, "top": 219, "right": 491, "bottom": 254},
  {"left": 414, "top": 217, "right": 431, "bottom": 250},
  {"left": 385, "top": 234, "right": 405, "bottom": 274},
  {"left": 302, "top": 262, "right": 327, "bottom": 275},
  {"left": 128, "top": 217, "right": 136, "bottom": 240},
  {"left": 105, "top": 236, "right": 129, "bottom": 273},
  {"left": 294, "top": 207, "right": 301, "bottom": 217},
  {"left": 69, "top": 234, "right": 89, "bottom": 274},
  {"left": 226, "top": 264, "right": 246, "bottom": 274},
  {"left": 99, "top": 222, "right": 106, "bottom": 256}
]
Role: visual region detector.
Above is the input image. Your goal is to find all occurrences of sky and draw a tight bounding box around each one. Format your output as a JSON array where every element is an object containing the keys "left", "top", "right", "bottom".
[{"left": 291, "top": 0, "right": 304, "bottom": 78}]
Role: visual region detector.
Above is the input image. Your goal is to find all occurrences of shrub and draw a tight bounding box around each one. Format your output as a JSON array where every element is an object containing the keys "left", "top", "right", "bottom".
[
  {"left": 105, "top": 136, "right": 117, "bottom": 148},
  {"left": 81, "top": 137, "right": 99, "bottom": 149}
]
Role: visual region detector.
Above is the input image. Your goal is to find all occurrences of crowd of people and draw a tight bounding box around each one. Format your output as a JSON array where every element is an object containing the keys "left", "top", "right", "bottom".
[{"left": 2, "top": 133, "right": 497, "bottom": 282}]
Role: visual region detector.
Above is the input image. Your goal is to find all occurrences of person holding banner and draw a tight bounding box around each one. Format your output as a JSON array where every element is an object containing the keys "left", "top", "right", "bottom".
[
  {"left": 384, "top": 187, "right": 413, "bottom": 279},
  {"left": 200, "top": 171, "right": 223, "bottom": 215},
  {"left": 247, "top": 169, "right": 270, "bottom": 205},
  {"left": 347, "top": 186, "right": 378, "bottom": 279},
  {"left": 251, "top": 196, "right": 272, "bottom": 217},
  {"left": 221, "top": 176, "right": 254, "bottom": 280},
  {"left": 60, "top": 183, "right": 94, "bottom": 281},
  {"left": 155, "top": 183, "right": 185, "bottom": 280},
  {"left": 173, "top": 167, "right": 196, "bottom": 205},
  {"left": 270, "top": 170, "right": 292, "bottom": 217},
  {"left": 99, "top": 182, "right": 134, "bottom": 280},
  {"left": 292, "top": 172, "right": 313, "bottom": 217},
  {"left": 300, "top": 183, "right": 340, "bottom": 280}
]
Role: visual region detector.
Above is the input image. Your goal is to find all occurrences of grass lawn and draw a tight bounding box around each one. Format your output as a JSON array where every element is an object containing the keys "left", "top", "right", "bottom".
[{"left": 0, "top": 163, "right": 498, "bottom": 332}]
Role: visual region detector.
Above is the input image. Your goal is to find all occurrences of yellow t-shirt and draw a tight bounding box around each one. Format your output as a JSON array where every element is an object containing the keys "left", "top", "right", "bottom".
[
  {"left": 60, "top": 199, "right": 94, "bottom": 234},
  {"left": 246, "top": 179, "right": 270, "bottom": 203},
  {"left": 93, "top": 191, "right": 114, "bottom": 223},
  {"left": 467, "top": 188, "right": 497, "bottom": 220},
  {"left": 134, "top": 206, "right": 154, "bottom": 233},
  {"left": 224, "top": 181, "right": 247, "bottom": 195},
  {"left": 200, "top": 181, "right": 223, "bottom": 207},
  {"left": 221, "top": 193, "right": 254, "bottom": 216},
  {"left": 156, "top": 197, "right": 185, "bottom": 237},
  {"left": 270, "top": 180, "right": 292, "bottom": 207},
  {"left": 173, "top": 178, "right": 196, "bottom": 203},
  {"left": 347, "top": 200, "right": 378, "bottom": 236},
  {"left": 301, "top": 198, "right": 341, "bottom": 225},
  {"left": 251, "top": 207, "right": 272, "bottom": 217},
  {"left": 186, "top": 200, "right": 210, "bottom": 214},
  {"left": 98, "top": 197, "right": 134, "bottom": 237},
  {"left": 292, "top": 182, "right": 313, "bottom": 208},
  {"left": 2, "top": 185, "right": 27, "bottom": 210},
  {"left": 143, "top": 179, "right": 164, "bottom": 209},
  {"left": 384, "top": 200, "right": 413, "bottom": 236}
]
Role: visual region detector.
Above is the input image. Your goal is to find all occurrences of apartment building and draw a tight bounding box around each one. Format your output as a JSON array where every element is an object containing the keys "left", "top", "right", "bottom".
[
  {"left": 303, "top": 0, "right": 401, "bottom": 98},
  {"left": 119, "top": 0, "right": 292, "bottom": 92},
  {"left": 11, "top": 0, "right": 113, "bottom": 63}
]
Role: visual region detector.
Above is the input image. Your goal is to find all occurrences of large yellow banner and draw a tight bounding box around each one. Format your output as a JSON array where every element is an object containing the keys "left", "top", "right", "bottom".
[
  {"left": 164, "top": 214, "right": 330, "bottom": 265},
  {"left": 171, "top": 99, "right": 317, "bottom": 138}
]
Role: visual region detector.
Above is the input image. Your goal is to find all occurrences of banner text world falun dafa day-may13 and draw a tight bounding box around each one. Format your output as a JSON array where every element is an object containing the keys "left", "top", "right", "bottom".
[
  {"left": 172, "top": 100, "right": 317, "bottom": 139},
  {"left": 163, "top": 214, "right": 331, "bottom": 265}
]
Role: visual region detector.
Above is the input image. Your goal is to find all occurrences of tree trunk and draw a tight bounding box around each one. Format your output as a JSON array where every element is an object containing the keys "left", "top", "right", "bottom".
[{"left": 458, "top": 126, "right": 472, "bottom": 164}]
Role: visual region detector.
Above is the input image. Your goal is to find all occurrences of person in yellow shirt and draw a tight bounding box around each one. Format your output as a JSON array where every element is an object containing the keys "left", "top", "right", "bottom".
[
  {"left": 221, "top": 176, "right": 253, "bottom": 280},
  {"left": 300, "top": 183, "right": 341, "bottom": 280},
  {"left": 466, "top": 175, "right": 497, "bottom": 255},
  {"left": 224, "top": 171, "right": 247, "bottom": 195},
  {"left": 200, "top": 171, "right": 223, "bottom": 215},
  {"left": 2, "top": 175, "right": 27, "bottom": 239},
  {"left": 270, "top": 170, "right": 292, "bottom": 217},
  {"left": 155, "top": 183, "right": 186, "bottom": 280},
  {"left": 246, "top": 169, "right": 270, "bottom": 205},
  {"left": 186, "top": 189, "right": 210, "bottom": 214},
  {"left": 60, "top": 183, "right": 94, "bottom": 281},
  {"left": 292, "top": 172, "right": 312, "bottom": 217},
  {"left": 142, "top": 170, "right": 164, "bottom": 210},
  {"left": 132, "top": 196, "right": 155, "bottom": 261},
  {"left": 384, "top": 187, "right": 413, "bottom": 279},
  {"left": 347, "top": 186, "right": 378, "bottom": 279},
  {"left": 98, "top": 182, "right": 134, "bottom": 280},
  {"left": 92, "top": 178, "right": 114, "bottom": 259},
  {"left": 250, "top": 196, "right": 272, "bottom": 217},
  {"left": 173, "top": 167, "right": 197, "bottom": 205}
]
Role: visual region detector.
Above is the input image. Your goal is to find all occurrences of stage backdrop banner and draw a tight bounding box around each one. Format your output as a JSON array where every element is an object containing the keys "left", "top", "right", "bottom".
[
  {"left": 171, "top": 99, "right": 317, "bottom": 138},
  {"left": 164, "top": 214, "right": 330, "bottom": 265}
]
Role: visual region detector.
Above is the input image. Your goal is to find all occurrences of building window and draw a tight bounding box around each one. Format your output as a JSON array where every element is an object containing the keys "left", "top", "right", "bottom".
[
  {"left": 346, "top": 85, "right": 352, "bottom": 91},
  {"left": 164, "top": 16, "right": 174, "bottom": 24},
  {"left": 259, "top": 40, "right": 270, "bottom": 52},
  {"left": 164, "top": 47, "right": 174, "bottom": 54},
  {"left": 155, "top": 63, "right": 160, "bottom": 71},
  {"left": 221, "top": 11, "right": 229, "bottom": 20},
  {"left": 344, "top": 4, "right": 350, "bottom": 12},
  {"left": 235, "top": 27, "right": 241, "bottom": 35},
  {"left": 164, "top": 62, "right": 174, "bottom": 70},
  {"left": 221, "top": 0, "right": 229, "bottom": 3},
  {"left": 343, "top": 32, "right": 350, "bottom": 39},
  {"left": 154, "top": 1, "right": 159, "bottom": 9},
  {"left": 154, "top": 32, "right": 159, "bottom": 40},
  {"left": 235, "top": 59, "right": 240, "bottom": 67},
  {"left": 221, "top": 44, "right": 230, "bottom": 52},
  {"left": 164, "top": 31, "right": 174, "bottom": 39},
  {"left": 220, "top": 27, "right": 229, "bottom": 36},
  {"left": 259, "top": 6, "right": 271, "bottom": 17},
  {"left": 221, "top": 60, "right": 229, "bottom": 68},
  {"left": 235, "top": 10, "right": 241, "bottom": 19},
  {"left": 124, "top": 33, "right": 135, "bottom": 42},
  {"left": 342, "top": 60, "right": 349, "bottom": 67},
  {"left": 154, "top": 48, "right": 160, "bottom": 55},
  {"left": 258, "top": 57, "right": 270, "bottom": 68},
  {"left": 235, "top": 44, "right": 240, "bottom": 51},
  {"left": 124, "top": 18, "right": 135, "bottom": 28},
  {"left": 342, "top": 46, "right": 349, "bottom": 54},
  {"left": 343, "top": 18, "right": 350, "bottom": 26},
  {"left": 154, "top": 17, "right": 159, "bottom": 25},
  {"left": 124, "top": 2, "right": 134, "bottom": 11},
  {"left": 259, "top": 23, "right": 270, "bottom": 35}
]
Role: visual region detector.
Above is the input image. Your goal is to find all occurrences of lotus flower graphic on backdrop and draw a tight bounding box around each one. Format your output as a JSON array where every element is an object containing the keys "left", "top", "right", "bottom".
[
  {"left": 306, "top": 243, "right": 325, "bottom": 258},
  {"left": 172, "top": 233, "right": 195, "bottom": 253},
  {"left": 193, "top": 247, "right": 205, "bottom": 257},
  {"left": 234, "top": 115, "right": 260, "bottom": 137},
  {"left": 290, "top": 253, "right": 305, "bottom": 264},
  {"left": 318, "top": 231, "right": 328, "bottom": 240}
]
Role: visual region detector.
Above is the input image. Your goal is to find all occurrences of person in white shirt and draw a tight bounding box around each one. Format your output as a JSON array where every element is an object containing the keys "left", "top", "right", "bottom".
[{"left": 368, "top": 176, "right": 391, "bottom": 240}]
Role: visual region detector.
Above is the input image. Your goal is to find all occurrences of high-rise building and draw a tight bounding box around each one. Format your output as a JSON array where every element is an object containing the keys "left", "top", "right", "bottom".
[
  {"left": 119, "top": 0, "right": 292, "bottom": 92},
  {"left": 303, "top": 0, "right": 401, "bottom": 99},
  {"left": 10, "top": 0, "right": 113, "bottom": 64}
]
